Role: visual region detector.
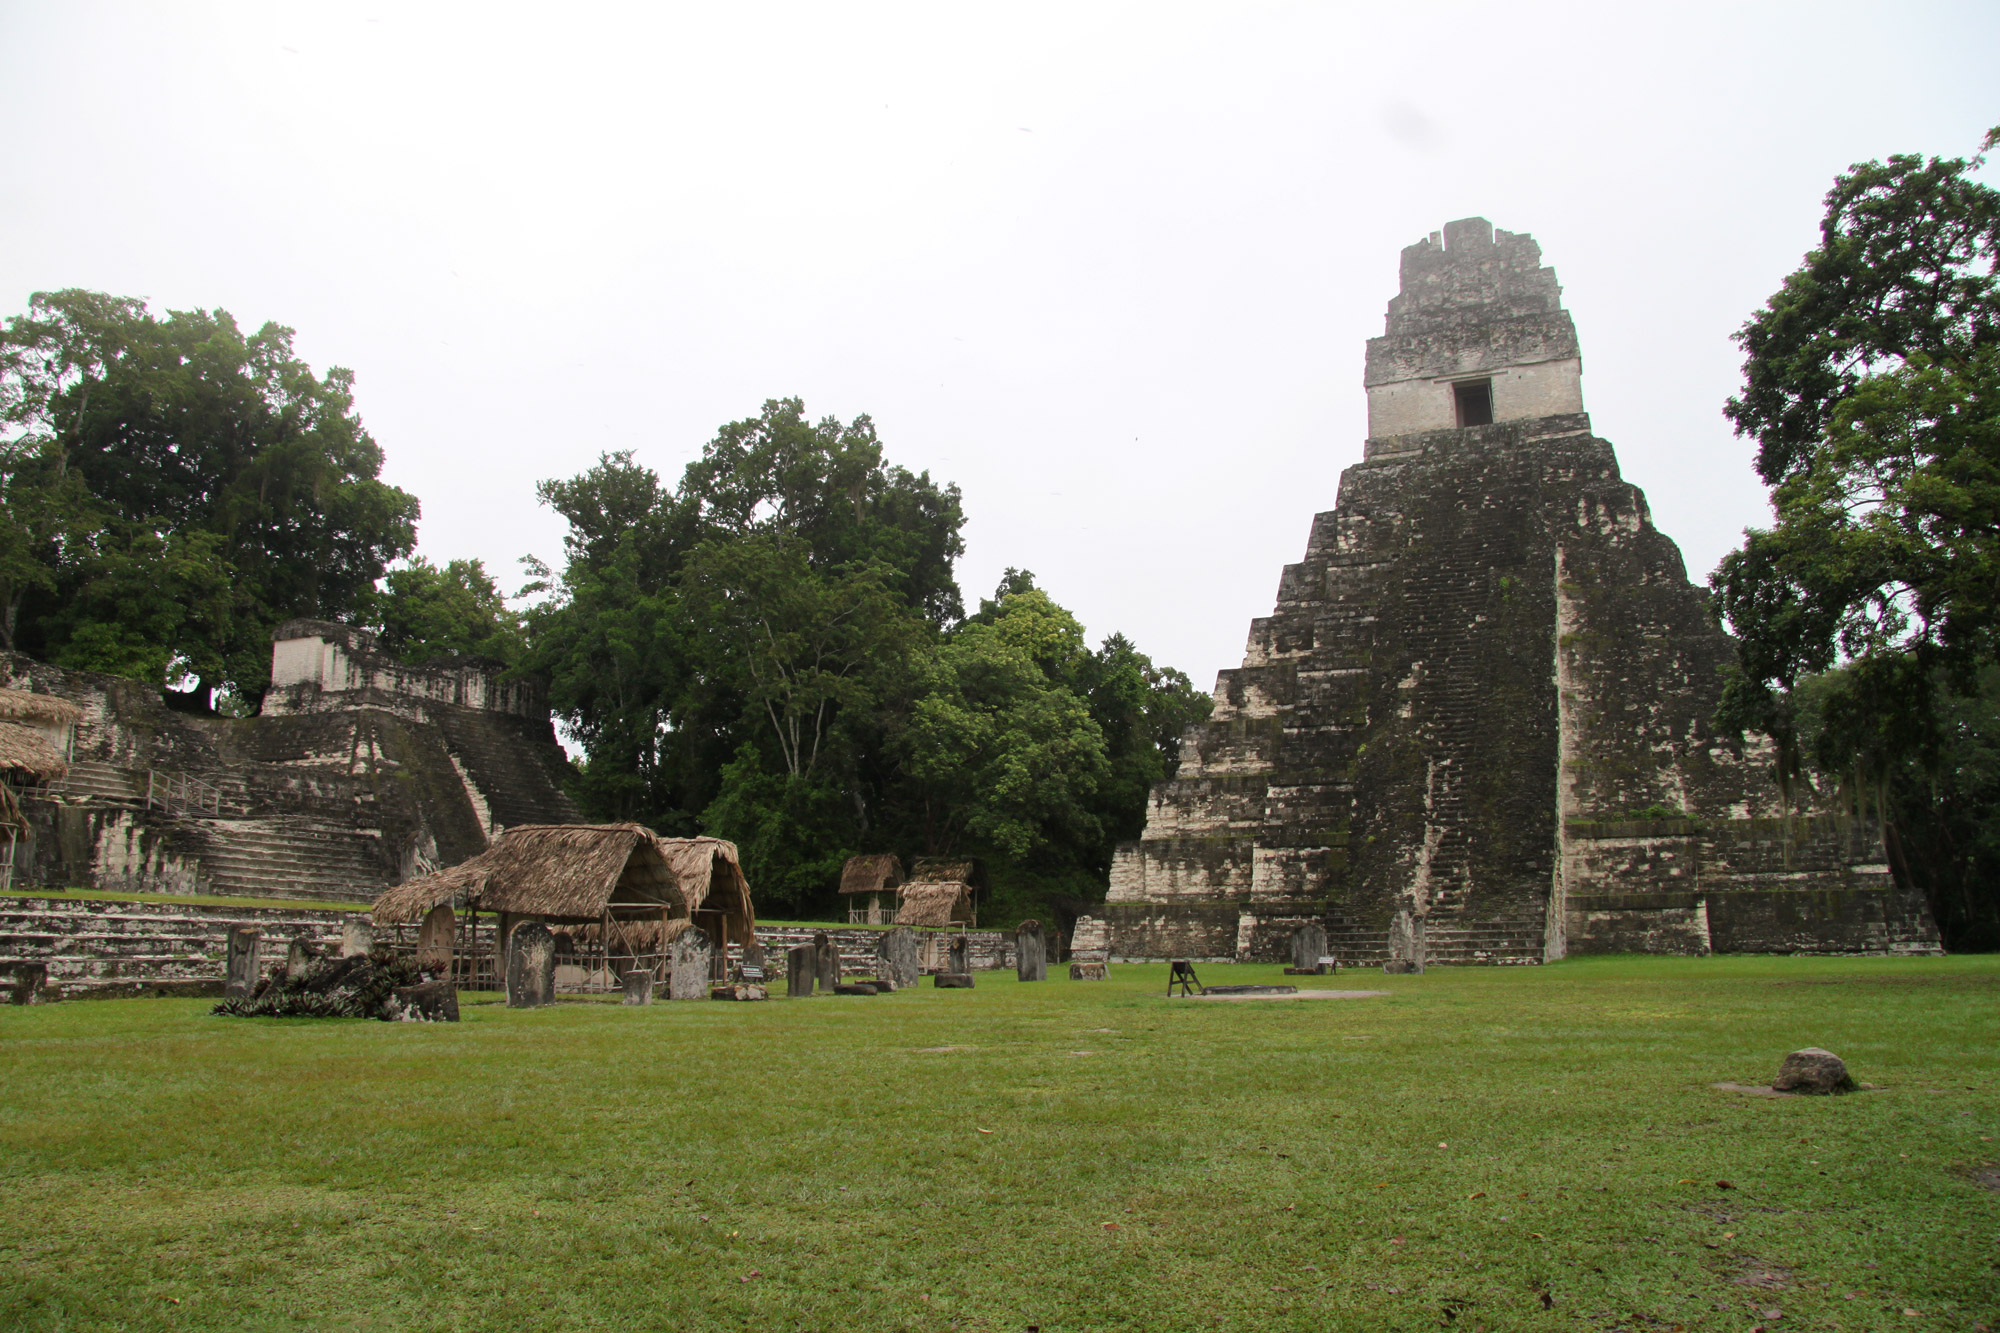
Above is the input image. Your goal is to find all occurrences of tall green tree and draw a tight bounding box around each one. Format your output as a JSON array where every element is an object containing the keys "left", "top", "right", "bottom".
[
  {"left": 370, "top": 557, "right": 523, "bottom": 666},
  {"left": 0, "top": 290, "right": 419, "bottom": 706},
  {"left": 1711, "top": 129, "right": 2000, "bottom": 948}
]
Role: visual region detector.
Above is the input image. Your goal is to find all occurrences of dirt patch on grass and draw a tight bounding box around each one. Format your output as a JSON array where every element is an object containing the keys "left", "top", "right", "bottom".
[
  {"left": 1192, "top": 989, "right": 1388, "bottom": 1002},
  {"left": 1731, "top": 1262, "right": 1793, "bottom": 1290},
  {"left": 1971, "top": 1167, "right": 2000, "bottom": 1193}
]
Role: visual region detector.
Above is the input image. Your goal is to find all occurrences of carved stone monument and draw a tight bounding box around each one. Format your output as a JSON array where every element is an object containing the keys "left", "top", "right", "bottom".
[
  {"left": 1015, "top": 920, "right": 1047, "bottom": 982},
  {"left": 1385, "top": 901, "right": 1426, "bottom": 974},
  {"left": 947, "top": 935, "right": 970, "bottom": 975},
  {"left": 786, "top": 944, "right": 816, "bottom": 997},
  {"left": 878, "top": 927, "right": 919, "bottom": 989},
  {"left": 284, "top": 935, "right": 317, "bottom": 981},
  {"left": 224, "top": 926, "right": 261, "bottom": 998},
  {"left": 505, "top": 920, "right": 556, "bottom": 1008},
  {"left": 339, "top": 917, "right": 374, "bottom": 957},
  {"left": 812, "top": 931, "right": 839, "bottom": 992},
  {"left": 668, "top": 927, "right": 712, "bottom": 1001},
  {"left": 1288, "top": 923, "right": 1329, "bottom": 974},
  {"left": 621, "top": 970, "right": 654, "bottom": 1005}
]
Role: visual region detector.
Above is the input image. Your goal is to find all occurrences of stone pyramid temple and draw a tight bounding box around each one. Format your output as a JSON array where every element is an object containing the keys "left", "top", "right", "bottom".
[{"left": 1094, "top": 218, "right": 1939, "bottom": 964}]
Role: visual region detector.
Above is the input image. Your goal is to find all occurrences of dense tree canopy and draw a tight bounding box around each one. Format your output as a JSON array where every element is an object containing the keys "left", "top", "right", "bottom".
[
  {"left": 525, "top": 400, "right": 1208, "bottom": 919},
  {"left": 1712, "top": 129, "right": 2000, "bottom": 949},
  {"left": 0, "top": 290, "right": 418, "bottom": 708}
]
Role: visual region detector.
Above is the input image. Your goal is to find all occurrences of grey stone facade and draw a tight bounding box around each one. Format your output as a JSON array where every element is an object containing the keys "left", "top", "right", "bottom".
[{"left": 1106, "top": 219, "right": 1940, "bottom": 964}]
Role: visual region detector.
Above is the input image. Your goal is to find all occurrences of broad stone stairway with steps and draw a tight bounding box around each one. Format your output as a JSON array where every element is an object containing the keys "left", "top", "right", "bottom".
[
  {"left": 50, "top": 758, "right": 396, "bottom": 905},
  {"left": 1322, "top": 915, "right": 1545, "bottom": 967}
]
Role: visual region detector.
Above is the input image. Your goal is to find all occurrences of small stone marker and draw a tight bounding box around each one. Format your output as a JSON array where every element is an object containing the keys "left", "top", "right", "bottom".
[
  {"left": 388, "top": 980, "right": 460, "bottom": 1022},
  {"left": 1772, "top": 1047, "right": 1857, "bottom": 1095},
  {"left": 339, "top": 917, "right": 374, "bottom": 957},
  {"left": 505, "top": 920, "right": 556, "bottom": 1008},
  {"left": 711, "top": 983, "right": 769, "bottom": 1001},
  {"left": 878, "top": 927, "right": 919, "bottom": 989},
  {"left": 668, "top": 927, "right": 711, "bottom": 1001},
  {"left": 621, "top": 970, "right": 654, "bottom": 1005},
  {"left": 225, "top": 926, "right": 262, "bottom": 998},
  {"left": 285, "top": 935, "right": 317, "bottom": 981},
  {"left": 786, "top": 944, "right": 816, "bottom": 997},
  {"left": 833, "top": 982, "right": 879, "bottom": 996},
  {"left": 947, "top": 934, "right": 970, "bottom": 975},
  {"left": 1069, "top": 961, "right": 1107, "bottom": 980},
  {"left": 1016, "top": 919, "right": 1047, "bottom": 982},
  {"left": 934, "top": 973, "right": 974, "bottom": 988},
  {"left": 813, "top": 930, "right": 839, "bottom": 992}
]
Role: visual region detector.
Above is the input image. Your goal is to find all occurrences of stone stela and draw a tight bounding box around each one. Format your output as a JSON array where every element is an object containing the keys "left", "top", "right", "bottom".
[
  {"left": 505, "top": 920, "right": 556, "bottom": 1008},
  {"left": 1101, "top": 218, "right": 1940, "bottom": 967}
]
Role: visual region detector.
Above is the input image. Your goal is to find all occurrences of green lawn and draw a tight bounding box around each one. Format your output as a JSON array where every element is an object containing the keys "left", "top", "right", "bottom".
[{"left": 2, "top": 956, "right": 1996, "bottom": 1332}]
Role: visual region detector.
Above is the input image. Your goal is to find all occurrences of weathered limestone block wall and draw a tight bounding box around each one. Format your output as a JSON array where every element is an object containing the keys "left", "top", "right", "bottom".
[
  {"left": 1107, "top": 217, "right": 1940, "bottom": 963},
  {"left": 0, "top": 896, "right": 359, "bottom": 998}
]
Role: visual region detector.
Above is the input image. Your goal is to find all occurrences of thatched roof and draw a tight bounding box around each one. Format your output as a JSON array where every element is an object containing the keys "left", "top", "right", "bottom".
[
  {"left": 657, "top": 836, "right": 756, "bottom": 945},
  {"left": 910, "top": 857, "right": 986, "bottom": 890},
  {"left": 895, "top": 881, "right": 972, "bottom": 929},
  {"left": 372, "top": 824, "right": 682, "bottom": 925},
  {"left": 0, "top": 688, "right": 81, "bottom": 728},
  {"left": 369, "top": 859, "right": 487, "bottom": 926},
  {"left": 840, "top": 852, "right": 903, "bottom": 895},
  {"left": 0, "top": 721, "right": 69, "bottom": 783}
]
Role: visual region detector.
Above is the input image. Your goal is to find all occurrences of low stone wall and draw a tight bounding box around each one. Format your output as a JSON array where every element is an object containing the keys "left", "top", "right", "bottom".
[
  {"left": 744, "top": 926, "right": 1013, "bottom": 974},
  {"left": 0, "top": 896, "right": 362, "bottom": 998},
  {"left": 0, "top": 901, "right": 1016, "bottom": 1000}
]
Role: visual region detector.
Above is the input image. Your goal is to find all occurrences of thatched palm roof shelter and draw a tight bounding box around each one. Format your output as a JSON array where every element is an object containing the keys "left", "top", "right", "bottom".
[
  {"left": 840, "top": 853, "right": 903, "bottom": 895},
  {"left": 371, "top": 824, "right": 683, "bottom": 926},
  {"left": 909, "top": 856, "right": 986, "bottom": 890},
  {"left": 0, "top": 688, "right": 83, "bottom": 728},
  {"left": 895, "top": 881, "right": 973, "bottom": 929},
  {"left": 0, "top": 723, "right": 69, "bottom": 786},
  {"left": 656, "top": 836, "right": 756, "bottom": 947}
]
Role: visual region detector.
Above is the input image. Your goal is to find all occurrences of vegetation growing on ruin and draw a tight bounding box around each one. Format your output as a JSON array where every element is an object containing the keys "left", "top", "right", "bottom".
[
  {"left": 2, "top": 956, "right": 1995, "bottom": 1332},
  {"left": 1713, "top": 127, "right": 2000, "bottom": 950}
]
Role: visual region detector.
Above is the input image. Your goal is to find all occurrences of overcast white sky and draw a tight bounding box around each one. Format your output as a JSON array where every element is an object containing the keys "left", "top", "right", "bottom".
[{"left": 1, "top": 2, "right": 1994, "bottom": 695}]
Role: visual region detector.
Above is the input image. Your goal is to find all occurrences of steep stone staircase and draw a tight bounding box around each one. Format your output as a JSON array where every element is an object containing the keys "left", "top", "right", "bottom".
[
  {"left": 433, "top": 708, "right": 580, "bottom": 830},
  {"left": 56, "top": 758, "right": 146, "bottom": 805}
]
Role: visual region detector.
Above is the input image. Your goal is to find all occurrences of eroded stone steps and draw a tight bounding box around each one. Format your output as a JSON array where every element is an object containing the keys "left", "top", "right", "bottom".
[{"left": 0, "top": 897, "right": 357, "bottom": 995}]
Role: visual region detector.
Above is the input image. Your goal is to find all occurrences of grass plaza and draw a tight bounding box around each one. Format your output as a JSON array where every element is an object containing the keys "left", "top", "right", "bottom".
[{"left": 3, "top": 954, "right": 1997, "bottom": 1332}]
